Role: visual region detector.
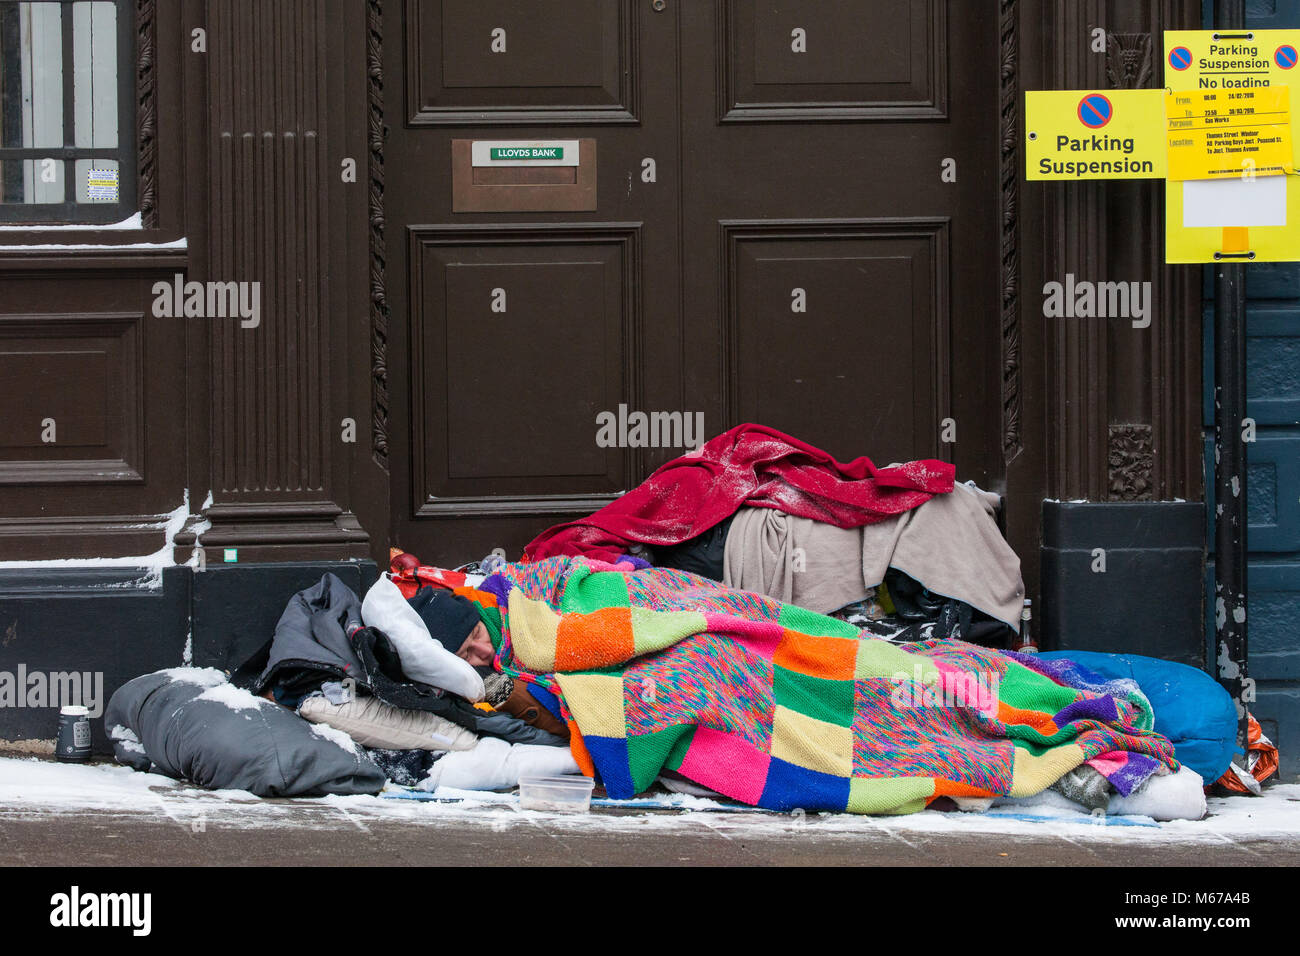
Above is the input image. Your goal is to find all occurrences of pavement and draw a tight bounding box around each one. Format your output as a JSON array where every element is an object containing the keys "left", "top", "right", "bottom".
[
  {"left": 4, "top": 805, "right": 1300, "bottom": 866},
  {"left": 2, "top": 756, "right": 1298, "bottom": 866}
]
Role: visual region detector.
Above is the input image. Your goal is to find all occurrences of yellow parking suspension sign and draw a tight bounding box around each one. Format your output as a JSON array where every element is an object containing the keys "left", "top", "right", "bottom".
[
  {"left": 1025, "top": 89, "right": 1167, "bottom": 180},
  {"left": 1022, "top": 32, "right": 1300, "bottom": 261},
  {"left": 1164, "top": 30, "right": 1300, "bottom": 263}
]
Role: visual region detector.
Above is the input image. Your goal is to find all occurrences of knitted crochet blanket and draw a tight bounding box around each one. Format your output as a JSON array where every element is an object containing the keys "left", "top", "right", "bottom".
[{"left": 476, "top": 557, "right": 1177, "bottom": 814}]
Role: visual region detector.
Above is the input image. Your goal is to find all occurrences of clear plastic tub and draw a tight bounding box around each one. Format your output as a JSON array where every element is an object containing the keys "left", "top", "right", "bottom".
[{"left": 518, "top": 774, "right": 595, "bottom": 813}]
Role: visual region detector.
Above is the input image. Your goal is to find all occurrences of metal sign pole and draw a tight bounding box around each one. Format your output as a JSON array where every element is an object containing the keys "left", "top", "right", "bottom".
[{"left": 1212, "top": 0, "right": 1250, "bottom": 754}]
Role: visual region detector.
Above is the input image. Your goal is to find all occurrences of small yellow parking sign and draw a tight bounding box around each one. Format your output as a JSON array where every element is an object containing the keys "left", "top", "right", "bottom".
[{"left": 1025, "top": 90, "right": 1167, "bottom": 180}]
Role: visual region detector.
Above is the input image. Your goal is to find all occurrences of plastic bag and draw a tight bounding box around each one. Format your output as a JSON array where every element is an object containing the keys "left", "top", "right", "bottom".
[{"left": 1213, "top": 713, "right": 1280, "bottom": 795}]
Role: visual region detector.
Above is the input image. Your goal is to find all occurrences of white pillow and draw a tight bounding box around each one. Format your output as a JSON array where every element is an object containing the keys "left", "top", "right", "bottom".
[
  {"left": 299, "top": 694, "right": 479, "bottom": 752},
  {"left": 360, "top": 575, "right": 485, "bottom": 702}
]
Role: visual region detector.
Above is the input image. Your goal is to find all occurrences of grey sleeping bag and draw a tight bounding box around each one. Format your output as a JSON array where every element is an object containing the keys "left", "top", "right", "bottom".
[{"left": 105, "top": 667, "right": 385, "bottom": 796}]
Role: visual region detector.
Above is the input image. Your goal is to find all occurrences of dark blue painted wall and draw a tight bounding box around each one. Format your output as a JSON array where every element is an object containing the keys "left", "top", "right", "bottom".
[{"left": 1201, "top": 0, "right": 1300, "bottom": 779}]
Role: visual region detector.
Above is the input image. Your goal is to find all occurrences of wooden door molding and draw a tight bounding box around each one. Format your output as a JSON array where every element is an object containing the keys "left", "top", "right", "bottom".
[
  {"left": 136, "top": 0, "right": 160, "bottom": 228},
  {"left": 999, "top": 0, "right": 1024, "bottom": 464},
  {"left": 1035, "top": 0, "right": 1202, "bottom": 502},
  {"left": 368, "top": 0, "right": 392, "bottom": 474},
  {"left": 184, "top": 0, "right": 371, "bottom": 561},
  {"left": 1005, "top": 0, "right": 1203, "bottom": 616}
]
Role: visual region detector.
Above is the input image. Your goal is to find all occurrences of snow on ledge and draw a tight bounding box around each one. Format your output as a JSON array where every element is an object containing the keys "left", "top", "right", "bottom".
[
  {"left": 0, "top": 491, "right": 198, "bottom": 588},
  {"left": 0, "top": 237, "right": 187, "bottom": 252},
  {"left": 0, "top": 212, "right": 143, "bottom": 232}
]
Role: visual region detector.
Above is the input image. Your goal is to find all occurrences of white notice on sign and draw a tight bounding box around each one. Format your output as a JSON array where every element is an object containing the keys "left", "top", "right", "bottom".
[{"left": 1183, "top": 176, "right": 1287, "bottom": 228}]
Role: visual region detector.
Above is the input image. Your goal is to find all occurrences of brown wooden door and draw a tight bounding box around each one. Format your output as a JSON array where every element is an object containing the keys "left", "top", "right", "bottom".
[{"left": 386, "top": 0, "right": 1001, "bottom": 565}]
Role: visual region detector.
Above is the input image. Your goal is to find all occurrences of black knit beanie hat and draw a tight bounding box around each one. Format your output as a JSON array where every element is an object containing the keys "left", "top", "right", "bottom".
[{"left": 407, "top": 586, "right": 481, "bottom": 654}]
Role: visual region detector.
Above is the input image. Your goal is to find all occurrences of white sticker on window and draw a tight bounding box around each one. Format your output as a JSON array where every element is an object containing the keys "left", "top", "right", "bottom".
[{"left": 86, "top": 167, "right": 119, "bottom": 202}]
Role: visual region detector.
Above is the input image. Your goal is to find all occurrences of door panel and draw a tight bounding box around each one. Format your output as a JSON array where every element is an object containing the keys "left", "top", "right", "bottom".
[
  {"left": 0, "top": 313, "right": 140, "bottom": 482},
  {"left": 387, "top": 0, "right": 1000, "bottom": 563},
  {"left": 725, "top": 221, "right": 947, "bottom": 464},
  {"left": 723, "top": 0, "right": 944, "bottom": 120},
  {"left": 408, "top": 0, "right": 637, "bottom": 125},
  {"left": 409, "top": 224, "right": 640, "bottom": 516}
]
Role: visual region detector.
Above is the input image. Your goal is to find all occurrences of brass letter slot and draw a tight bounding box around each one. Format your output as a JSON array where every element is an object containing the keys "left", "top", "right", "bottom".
[{"left": 452, "top": 138, "right": 596, "bottom": 212}]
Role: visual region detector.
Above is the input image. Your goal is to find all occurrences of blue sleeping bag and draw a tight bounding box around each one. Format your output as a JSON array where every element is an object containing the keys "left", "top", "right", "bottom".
[{"left": 1039, "top": 650, "right": 1237, "bottom": 784}]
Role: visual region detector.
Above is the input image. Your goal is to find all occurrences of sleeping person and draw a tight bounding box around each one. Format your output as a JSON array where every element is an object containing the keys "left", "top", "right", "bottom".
[
  {"left": 408, "top": 586, "right": 496, "bottom": 670},
  {"left": 407, "top": 585, "right": 569, "bottom": 739}
]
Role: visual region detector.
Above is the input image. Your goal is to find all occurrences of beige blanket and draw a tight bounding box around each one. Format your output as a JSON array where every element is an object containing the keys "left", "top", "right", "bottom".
[{"left": 722, "top": 482, "right": 1024, "bottom": 630}]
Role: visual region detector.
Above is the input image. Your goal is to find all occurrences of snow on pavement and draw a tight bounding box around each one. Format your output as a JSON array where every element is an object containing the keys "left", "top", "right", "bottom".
[{"left": 0, "top": 756, "right": 1296, "bottom": 844}]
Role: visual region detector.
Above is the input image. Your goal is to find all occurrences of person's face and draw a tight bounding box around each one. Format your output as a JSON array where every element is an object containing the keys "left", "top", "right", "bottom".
[{"left": 455, "top": 621, "right": 495, "bottom": 668}]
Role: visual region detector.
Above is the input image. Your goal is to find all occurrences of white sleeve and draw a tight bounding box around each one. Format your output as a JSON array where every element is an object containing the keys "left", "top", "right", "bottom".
[{"left": 417, "top": 738, "right": 580, "bottom": 792}]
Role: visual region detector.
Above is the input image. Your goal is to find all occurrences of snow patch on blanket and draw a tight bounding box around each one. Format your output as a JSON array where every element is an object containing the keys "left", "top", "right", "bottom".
[
  {"left": 1108, "top": 765, "right": 1208, "bottom": 821},
  {"left": 157, "top": 666, "right": 227, "bottom": 688},
  {"left": 306, "top": 721, "right": 360, "bottom": 756},
  {"left": 185, "top": 678, "right": 367, "bottom": 758},
  {"left": 108, "top": 725, "right": 145, "bottom": 756},
  {"left": 195, "top": 682, "right": 267, "bottom": 712}
]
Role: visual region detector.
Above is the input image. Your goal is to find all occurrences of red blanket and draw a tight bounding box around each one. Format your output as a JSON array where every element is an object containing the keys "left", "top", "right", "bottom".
[{"left": 523, "top": 424, "right": 955, "bottom": 563}]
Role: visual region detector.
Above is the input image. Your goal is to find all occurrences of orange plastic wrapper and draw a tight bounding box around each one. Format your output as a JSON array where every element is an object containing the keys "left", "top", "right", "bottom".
[
  {"left": 386, "top": 548, "right": 471, "bottom": 599},
  {"left": 1213, "top": 713, "right": 1280, "bottom": 795}
]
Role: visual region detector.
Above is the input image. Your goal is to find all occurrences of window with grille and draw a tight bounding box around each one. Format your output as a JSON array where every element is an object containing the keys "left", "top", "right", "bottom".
[{"left": 0, "top": 0, "right": 135, "bottom": 224}]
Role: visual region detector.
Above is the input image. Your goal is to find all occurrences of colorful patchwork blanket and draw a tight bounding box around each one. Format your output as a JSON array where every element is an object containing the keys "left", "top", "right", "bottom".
[{"left": 475, "top": 557, "right": 1178, "bottom": 814}]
